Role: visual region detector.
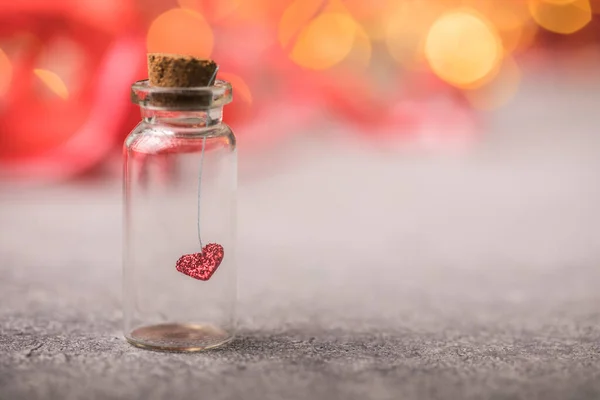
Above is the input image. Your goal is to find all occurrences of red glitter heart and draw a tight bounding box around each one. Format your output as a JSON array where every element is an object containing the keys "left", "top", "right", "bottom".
[{"left": 175, "top": 243, "right": 224, "bottom": 281}]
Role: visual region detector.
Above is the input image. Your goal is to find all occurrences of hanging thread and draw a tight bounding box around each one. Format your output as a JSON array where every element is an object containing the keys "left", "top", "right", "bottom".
[{"left": 197, "top": 135, "right": 207, "bottom": 249}]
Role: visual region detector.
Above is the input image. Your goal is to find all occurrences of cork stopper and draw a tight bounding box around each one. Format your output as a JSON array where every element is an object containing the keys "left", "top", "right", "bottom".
[
  {"left": 148, "top": 53, "right": 218, "bottom": 88},
  {"left": 146, "top": 53, "right": 219, "bottom": 108}
]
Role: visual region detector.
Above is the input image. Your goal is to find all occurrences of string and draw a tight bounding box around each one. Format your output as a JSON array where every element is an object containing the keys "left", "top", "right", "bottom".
[
  {"left": 197, "top": 135, "right": 207, "bottom": 250},
  {"left": 196, "top": 68, "right": 218, "bottom": 253}
]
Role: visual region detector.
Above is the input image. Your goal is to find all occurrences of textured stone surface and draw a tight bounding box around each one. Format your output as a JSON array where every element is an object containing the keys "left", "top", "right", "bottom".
[
  {"left": 2, "top": 170, "right": 600, "bottom": 400},
  {"left": 1, "top": 325, "right": 600, "bottom": 400}
]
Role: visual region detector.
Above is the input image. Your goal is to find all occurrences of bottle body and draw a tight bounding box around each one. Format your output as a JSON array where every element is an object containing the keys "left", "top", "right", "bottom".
[{"left": 123, "top": 110, "right": 236, "bottom": 351}]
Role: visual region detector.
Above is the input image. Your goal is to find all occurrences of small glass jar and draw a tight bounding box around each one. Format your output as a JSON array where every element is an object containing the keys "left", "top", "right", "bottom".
[{"left": 123, "top": 80, "right": 236, "bottom": 351}]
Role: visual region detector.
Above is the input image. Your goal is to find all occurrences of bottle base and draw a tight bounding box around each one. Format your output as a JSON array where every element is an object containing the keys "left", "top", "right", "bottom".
[{"left": 126, "top": 323, "right": 233, "bottom": 352}]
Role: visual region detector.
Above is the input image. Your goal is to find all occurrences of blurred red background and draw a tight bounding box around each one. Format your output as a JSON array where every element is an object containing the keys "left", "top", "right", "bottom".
[{"left": 1, "top": 0, "right": 599, "bottom": 182}]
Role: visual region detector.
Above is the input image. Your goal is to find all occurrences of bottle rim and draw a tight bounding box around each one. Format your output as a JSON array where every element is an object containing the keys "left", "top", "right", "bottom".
[{"left": 131, "top": 79, "right": 233, "bottom": 110}]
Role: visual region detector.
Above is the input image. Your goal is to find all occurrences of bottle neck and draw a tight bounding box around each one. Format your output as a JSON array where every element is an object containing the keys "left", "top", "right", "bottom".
[{"left": 140, "top": 107, "right": 223, "bottom": 128}]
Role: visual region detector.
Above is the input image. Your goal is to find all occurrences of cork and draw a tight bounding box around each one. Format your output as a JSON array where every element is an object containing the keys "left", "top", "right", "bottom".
[{"left": 146, "top": 53, "right": 218, "bottom": 108}]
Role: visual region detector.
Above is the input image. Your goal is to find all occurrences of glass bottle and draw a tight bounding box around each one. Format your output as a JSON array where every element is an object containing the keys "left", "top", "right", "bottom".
[{"left": 123, "top": 80, "right": 236, "bottom": 351}]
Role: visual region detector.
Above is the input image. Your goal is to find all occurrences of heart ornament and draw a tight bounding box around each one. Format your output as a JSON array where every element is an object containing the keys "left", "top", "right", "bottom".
[{"left": 175, "top": 243, "right": 224, "bottom": 281}]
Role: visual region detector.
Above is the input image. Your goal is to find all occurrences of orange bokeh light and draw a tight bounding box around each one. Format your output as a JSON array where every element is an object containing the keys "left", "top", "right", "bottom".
[
  {"left": 342, "top": 0, "right": 392, "bottom": 20},
  {"left": 507, "top": 20, "right": 539, "bottom": 53},
  {"left": 289, "top": 12, "right": 357, "bottom": 70},
  {"left": 529, "top": 0, "right": 592, "bottom": 34},
  {"left": 483, "top": 1, "right": 533, "bottom": 53},
  {"left": 425, "top": 9, "right": 503, "bottom": 88},
  {"left": 147, "top": 8, "right": 214, "bottom": 58},
  {"left": 542, "top": 0, "right": 580, "bottom": 4},
  {"left": 385, "top": 0, "right": 447, "bottom": 70},
  {"left": 485, "top": 1, "right": 531, "bottom": 31},
  {"left": 278, "top": 0, "right": 325, "bottom": 49},
  {"left": 346, "top": 24, "right": 372, "bottom": 70},
  {"left": 218, "top": 71, "right": 253, "bottom": 104},
  {"left": 34, "top": 68, "right": 69, "bottom": 100},
  {"left": 230, "top": 0, "right": 295, "bottom": 23},
  {"left": 342, "top": 0, "right": 393, "bottom": 39}
]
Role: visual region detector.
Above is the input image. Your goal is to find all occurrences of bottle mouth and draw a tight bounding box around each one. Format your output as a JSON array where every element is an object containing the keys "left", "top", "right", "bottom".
[{"left": 131, "top": 79, "right": 233, "bottom": 110}]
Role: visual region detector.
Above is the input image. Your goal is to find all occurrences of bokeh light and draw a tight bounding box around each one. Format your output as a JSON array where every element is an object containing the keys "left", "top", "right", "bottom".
[
  {"left": 1, "top": 0, "right": 600, "bottom": 180},
  {"left": 529, "top": 0, "right": 592, "bottom": 34},
  {"left": 278, "top": 0, "right": 325, "bottom": 49},
  {"left": 487, "top": 1, "right": 532, "bottom": 31},
  {"left": 425, "top": 9, "right": 503, "bottom": 88},
  {"left": 342, "top": 0, "right": 393, "bottom": 39},
  {"left": 36, "top": 37, "right": 87, "bottom": 99},
  {"left": 345, "top": 24, "right": 372, "bottom": 70},
  {"left": 385, "top": 0, "right": 446, "bottom": 70},
  {"left": 483, "top": 1, "right": 534, "bottom": 53},
  {"left": 543, "top": 0, "right": 582, "bottom": 4},
  {"left": 0, "top": 48, "right": 12, "bottom": 97},
  {"left": 33, "top": 68, "right": 69, "bottom": 100},
  {"left": 289, "top": 12, "right": 357, "bottom": 70},
  {"left": 231, "top": 0, "right": 293, "bottom": 24},
  {"left": 147, "top": 8, "right": 214, "bottom": 57},
  {"left": 511, "top": 20, "right": 539, "bottom": 53},
  {"left": 341, "top": 0, "right": 391, "bottom": 20},
  {"left": 218, "top": 71, "right": 253, "bottom": 104}
]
